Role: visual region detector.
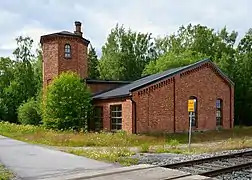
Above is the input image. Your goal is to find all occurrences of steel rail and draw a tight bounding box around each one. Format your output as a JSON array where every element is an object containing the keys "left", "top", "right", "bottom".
[
  {"left": 161, "top": 150, "right": 252, "bottom": 168},
  {"left": 198, "top": 161, "right": 252, "bottom": 177}
]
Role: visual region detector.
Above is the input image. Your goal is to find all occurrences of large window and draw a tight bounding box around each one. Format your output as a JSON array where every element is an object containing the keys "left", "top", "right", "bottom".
[
  {"left": 94, "top": 106, "right": 103, "bottom": 131},
  {"left": 64, "top": 44, "right": 71, "bottom": 58},
  {"left": 189, "top": 96, "right": 198, "bottom": 127},
  {"left": 110, "top": 105, "right": 122, "bottom": 131},
  {"left": 216, "top": 99, "right": 223, "bottom": 126}
]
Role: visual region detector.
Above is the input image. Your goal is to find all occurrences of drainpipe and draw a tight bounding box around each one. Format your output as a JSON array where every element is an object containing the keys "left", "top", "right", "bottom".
[
  {"left": 173, "top": 77, "right": 176, "bottom": 133},
  {"left": 130, "top": 96, "right": 137, "bottom": 134}
]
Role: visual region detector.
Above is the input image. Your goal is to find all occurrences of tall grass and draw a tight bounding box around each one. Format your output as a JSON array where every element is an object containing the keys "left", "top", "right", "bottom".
[
  {"left": 1, "top": 121, "right": 252, "bottom": 148},
  {"left": 0, "top": 165, "right": 13, "bottom": 180},
  {"left": 0, "top": 121, "right": 165, "bottom": 147},
  {"left": 67, "top": 147, "right": 138, "bottom": 166}
]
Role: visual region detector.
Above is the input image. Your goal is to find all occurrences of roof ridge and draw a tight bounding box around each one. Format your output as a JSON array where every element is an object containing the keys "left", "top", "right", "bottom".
[{"left": 129, "top": 58, "right": 210, "bottom": 91}]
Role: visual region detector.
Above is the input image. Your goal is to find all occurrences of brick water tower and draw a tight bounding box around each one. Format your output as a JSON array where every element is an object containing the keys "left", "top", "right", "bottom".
[{"left": 40, "top": 21, "right": 90, "bottom": 89}]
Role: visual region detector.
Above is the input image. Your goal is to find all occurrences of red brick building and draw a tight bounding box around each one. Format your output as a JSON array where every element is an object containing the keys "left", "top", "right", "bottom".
[{"left": 40, "top": 21, "right": 234, "bottom": 134}]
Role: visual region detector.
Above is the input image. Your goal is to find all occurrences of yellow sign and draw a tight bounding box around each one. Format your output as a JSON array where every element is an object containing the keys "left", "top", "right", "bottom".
[{"left": 188, "top": 99, "right": 195, "bottom": 112}]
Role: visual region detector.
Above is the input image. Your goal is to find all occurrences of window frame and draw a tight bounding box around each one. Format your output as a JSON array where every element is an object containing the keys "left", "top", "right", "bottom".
[
  {"left": 93, "top": 106, "right": 103, "bottom": 131},
  {"left": 216, "top": 99, "right": 223, "bottom": 126},
  {"left": 110, "top": 104, "right": 122, "bottom": 131},
  {"left": 64, "top": 44, "right": 71, "bottom": 58}
]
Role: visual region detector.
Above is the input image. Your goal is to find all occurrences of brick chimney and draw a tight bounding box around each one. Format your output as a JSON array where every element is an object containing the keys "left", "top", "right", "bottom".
[{"left": 74, "top": 21, "right": 83, "bottom": 37}]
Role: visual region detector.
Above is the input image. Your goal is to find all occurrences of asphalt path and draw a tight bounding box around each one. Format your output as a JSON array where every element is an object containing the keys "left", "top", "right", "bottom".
[{"left": 0, "top": 135, "right": 120, "bottom": 179}]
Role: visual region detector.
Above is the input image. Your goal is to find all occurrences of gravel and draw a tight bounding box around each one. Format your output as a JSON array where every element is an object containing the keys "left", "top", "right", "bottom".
[
  {"left": 131, "top": 148, "right": 252, "bottom": 166},
  {"left": 130, "top": 148, "right": 252, "bottom": 179},
  {"left": 216, "top": 168, "right": 252, "bottom": 180}
]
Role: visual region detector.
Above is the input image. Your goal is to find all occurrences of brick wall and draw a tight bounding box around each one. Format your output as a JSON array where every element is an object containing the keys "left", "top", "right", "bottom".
[
  {"left": 93, "top": 98, "right": 133, "bottom": 133},
  {"left": 132, "top": 78, "right": 175, "bottom": 134},
  {"left": 175, "top": 63, "right": 232, "bottom": 132},
  {"left": 42, "top": 40, "right": 58, "bottom": 89},
  {"left": 87, "top": 83, "right": 127, "bottom": 94},
  {"left": 42, "top": 36, "right": 88, "bottom": 89},
  {"left": 58, "top": 37, "right": 88, "bottom": 79},
  {"left": 131, "top": 62, "right": 233, "bottom": 134}
]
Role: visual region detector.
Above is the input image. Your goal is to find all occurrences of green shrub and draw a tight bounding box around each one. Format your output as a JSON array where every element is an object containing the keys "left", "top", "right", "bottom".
[
  {"left": 167, "top": 139, "right": 180, "bottom": 148},
  {"left": 17, "top": 98, "right": 41, "bottom": 125},
  {"left": 0, "top": 164, "right": 13, "bottom": 180},
  {"left": 42, "top": 71, "right": 92, "bottom": 131},
  {"left": 140, "top": 143, "right": 150, "bottom": 153}
]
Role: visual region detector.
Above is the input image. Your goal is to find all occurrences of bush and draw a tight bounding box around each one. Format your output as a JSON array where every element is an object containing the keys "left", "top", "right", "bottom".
[
  {"left": 140, "top": 143, "right": 150, "bottom": 153},
  {"left": 42, "top": 71, "right": 92, "bottom": 131},
  {"left": 17, "top": 98, "right": 41, "bottom": 125}
]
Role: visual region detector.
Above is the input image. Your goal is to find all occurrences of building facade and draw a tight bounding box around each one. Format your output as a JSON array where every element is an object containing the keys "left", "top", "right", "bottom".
[{"left": 40, "top": 21, "right": 234, "bottom": 134}]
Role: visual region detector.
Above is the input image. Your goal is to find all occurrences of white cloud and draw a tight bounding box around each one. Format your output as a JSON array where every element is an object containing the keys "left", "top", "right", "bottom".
[{"left": 0, "top": 0, "right": 252, "bottom": 58}]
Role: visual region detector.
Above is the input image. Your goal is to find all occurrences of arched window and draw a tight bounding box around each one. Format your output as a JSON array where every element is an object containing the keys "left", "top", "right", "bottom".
[
  {"left": 64, "top": 44, "right": 71, "bottom": 58},
  {"left": 189, "top": 96, "right": 198, "bottom": 127},
  {"left": 216, "top": 99, "right": 223, "bottom": 126}
]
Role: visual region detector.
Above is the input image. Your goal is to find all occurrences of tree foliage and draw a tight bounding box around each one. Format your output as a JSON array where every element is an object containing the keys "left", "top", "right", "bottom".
[
  {"left": 152, "top": 24, "right": 238, "bottom": 78},
  {"left": 98, "top": 24, "right": 155, "bottom": 81},
  {"left": 234, "top": 29, "right": 252, "bottom": 125},
  {"left": 17, "top": 98, "right": 41, "bottom": 125},
  {"left": 0, "top": 36, "right": 40, "bottom": 123},
  {"left": 42, "top": 72, "right": 92, "bottom": 131},
  {"left": 88, "top": 46, "right": 100, "bottom": 79},
  {"left": 143, "top": 50, "right": 207, "bottom": 75}
]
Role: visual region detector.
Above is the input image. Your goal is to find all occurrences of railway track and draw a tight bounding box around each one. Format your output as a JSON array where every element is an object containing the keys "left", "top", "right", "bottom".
[{"left": 160, "top": 150, "right": 252, "bottom": 178}]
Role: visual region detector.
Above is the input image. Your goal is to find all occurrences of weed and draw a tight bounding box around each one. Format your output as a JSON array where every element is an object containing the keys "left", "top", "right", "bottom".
[
  {"left": 167, "top": 139, "right": 180, "bottom": 148},
  {"left": 66, "top": 147, "right": 138, "bottom": 166},
  {"left": 139, "top": 143, "right": 150, "bottom": 153},
  {"left": 0, "top": 122, "right": 164, "bottom": 147},
  {"left": 0, "top": 165, "right": 13, "bottom": 180},
  {"left": 1, "top": 121, "right": 252, "bottom": 155}
]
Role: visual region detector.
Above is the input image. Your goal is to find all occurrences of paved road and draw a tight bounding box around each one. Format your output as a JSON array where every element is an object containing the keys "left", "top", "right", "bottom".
[{"left": 0, "top": 135, "right": 120, "bottom": 180}]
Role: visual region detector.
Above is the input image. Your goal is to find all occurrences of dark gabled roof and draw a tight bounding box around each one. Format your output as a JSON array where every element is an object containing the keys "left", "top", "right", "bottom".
[
  {"left": 40, "top": 31, "right": 90, "bottom": 45},
  {"left": 92, "top": 58, "right": 234, "bottom": 100}
]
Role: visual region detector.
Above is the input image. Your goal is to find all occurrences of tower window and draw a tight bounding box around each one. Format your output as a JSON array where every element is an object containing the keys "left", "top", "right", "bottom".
[{"left": 64, "top": 44, "right": 71, "bottom": 58}]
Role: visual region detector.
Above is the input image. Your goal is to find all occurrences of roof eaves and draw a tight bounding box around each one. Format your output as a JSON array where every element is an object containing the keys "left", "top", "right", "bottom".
[
  {"left": 91, "top": 86, "right": 123, "bottom": 97},
  {"left": 92, "top": 94, "right": 130, "bottom": 100},
  {"left": 130, "top": 58, "right": 211, "bottom": 92},
  {"left": 40, "top": 32, "right": 90, "bottom": 45}
]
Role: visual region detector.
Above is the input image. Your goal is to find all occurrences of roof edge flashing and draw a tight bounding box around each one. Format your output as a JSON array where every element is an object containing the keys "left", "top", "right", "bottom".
[
  {"left": 129, "top": 58, "right": 211, "bottom": 92},
  {"left": 92, "top": 94, "right": 130, "bottom": 100}
]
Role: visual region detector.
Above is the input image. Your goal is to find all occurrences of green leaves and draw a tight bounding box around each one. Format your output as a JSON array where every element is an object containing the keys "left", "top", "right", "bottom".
[
  {"left": 0, "top": 36, "right": 41, "bottom": 123},
  {"left": 42, "top": 72, "right": 92, "bottom": 131},
  {"left": 234, "top": 29, "right": 252, "bottom": 125},
  {"left": 143, "top": 50, "right": 207, "bottom": 75},
  {"left": 17, "top": 98, "right": 41, "bottom": 125},
  {"left": 98, "top": 24, "right": 155, "bottom": 81},
  {"left": 88, "top": 46, "right": 100, "bottom": 79}
]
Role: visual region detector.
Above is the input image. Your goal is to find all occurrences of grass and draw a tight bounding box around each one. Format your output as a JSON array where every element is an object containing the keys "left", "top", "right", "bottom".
[
  {"left": 1, "top": 121, "right": 252, "bottom": 165},
  {"left": 66, "top": 148, "right": 138, "bottom": 166},
  {"left": 0, "top": 165, "right": 13, "bottom": 180},
  {"left": 189, "top": 137, "right": 252, "bottom": 154},
  {"left": 0, "top": 121, "right": 168, "bottom": 147},
  {"left": 1, "top": 121, "right": 252, "bottom": 148}
]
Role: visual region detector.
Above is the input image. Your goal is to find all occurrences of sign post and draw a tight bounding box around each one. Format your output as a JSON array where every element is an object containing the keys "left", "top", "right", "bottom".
[{"left": 188, "top": 99, "right": 195, "bottom": 152}]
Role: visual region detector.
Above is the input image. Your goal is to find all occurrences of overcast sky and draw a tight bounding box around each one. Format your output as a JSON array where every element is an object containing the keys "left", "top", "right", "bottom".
[{"left": 0, "top": 0, "right": 251, "bottom": 58}]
